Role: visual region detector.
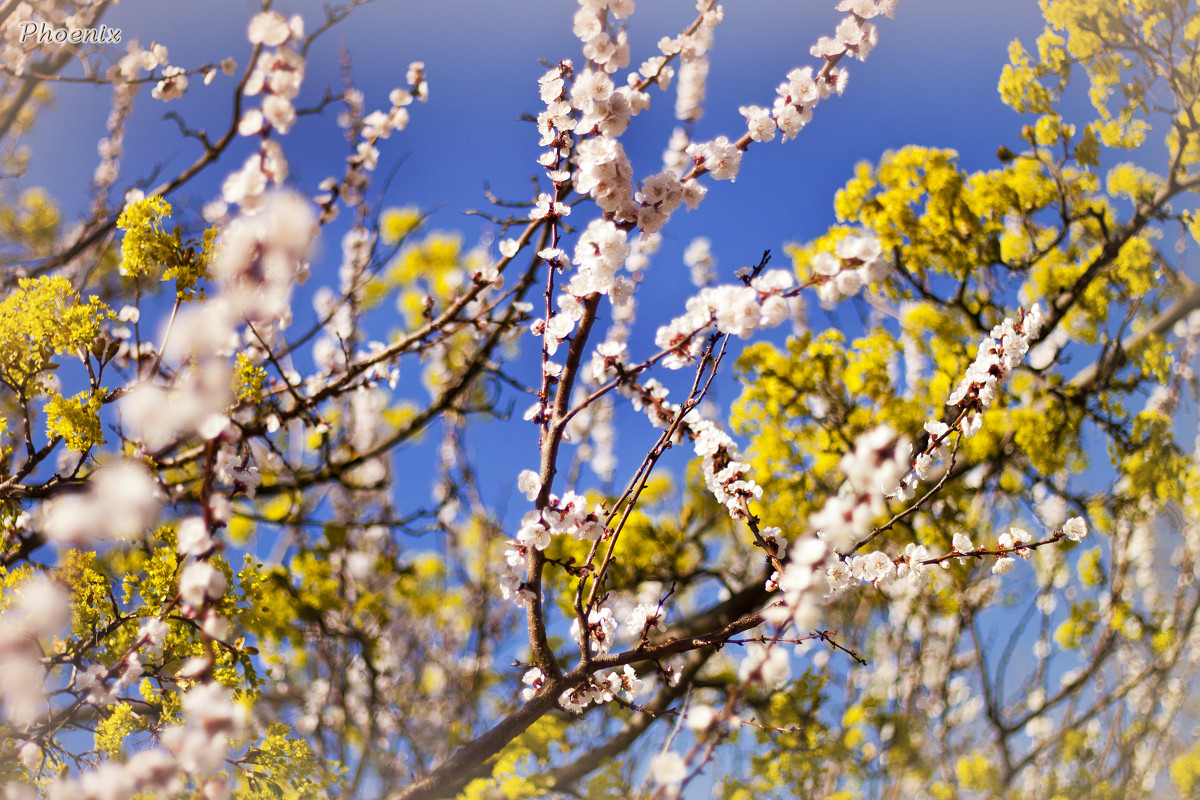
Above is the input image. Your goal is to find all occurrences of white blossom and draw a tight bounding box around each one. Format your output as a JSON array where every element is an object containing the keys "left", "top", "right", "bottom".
[
  {"left": 176, "top": 517, "right": 214, "bottom": 557},
  {"left": 517, "top": 470, "right": 540, "bottom": 501},
  {"left": 521, "top": 667, "right": 544, "bottom": 701},
  {"left": 248, "top": 11, "right": 291, "bottom": 46},
  {"left": 650, "top": 751, "right": 687, "bottom": 786},
  {"left": 178, "top": 562, "right": 227, "bottom": 609},
  {"left": 739, "top": 104, "right": 776, "bottom": 142},
  {"left": 686, "top": 136, "right": 741, "bottom": 181},
  {"left": 738, "top": 642, "right": 790, "bottom": 688},
  {"left": 947, "top": 305, "right": 1044, "bottom": 436},
  {"left": 41, "top": 461, "right": 161, "bottom": 545},
  {"left": 151, "top": 67, "right": 187, "bottom": 102},
  {"left": 1063, "top": 516, "right": 1088, "bottom": 542}
]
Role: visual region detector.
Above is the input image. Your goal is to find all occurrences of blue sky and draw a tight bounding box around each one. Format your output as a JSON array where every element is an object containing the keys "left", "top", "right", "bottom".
[{"left": 28, "top": 0, "right": 1049, "bottom": 261}]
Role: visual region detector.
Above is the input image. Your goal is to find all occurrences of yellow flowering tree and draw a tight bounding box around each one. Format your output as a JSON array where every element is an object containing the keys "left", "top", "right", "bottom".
[{"left": 724, "top": 1, "right": 1200, "bottom": 797}]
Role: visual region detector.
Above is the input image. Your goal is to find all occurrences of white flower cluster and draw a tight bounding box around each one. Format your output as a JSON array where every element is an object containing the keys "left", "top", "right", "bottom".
[
  {"left": 118, "top": 198, "right": 315, "bottom": 459},
  {"left": 671, "top": 2, "right": 723, "bottom": 122},
  {"left": 950, "top": 531, "right": 976, "bottom": 563},
  {"left": 625, "top": 377, "right": 672, "bottom": 426},
  {"left": 1062, "top": 516, "right": 1088, "bottom": 541},
  {"left": 31, "top": 677, "right": 243, "bottom": 799},
  {"left": 76, "top": 652, "right": 144, "bottom": 708},
  {"left": 885, "top": 418, "right": 951, "bottom": 502},
  {"left": 617, "top": 381, "right": 763, "bottom": 519},
  {"left": 218, "top": 117, "right": 286, "bottom": 210},
  {"left": 175, "top": 516, "right": 215, "bottom": 558},
  {"left": 690, "top": 413, "right": 762, "bottom": 519},
  {"left": 809, "top": 425, "right": 912, "bottom": 554},
  {"left": 531, "top": 192, "right": 570, "bottom": 222},
  {"left": 521, "top": 666, "right": 546, "bottom": 701},
  {"left": 827, "top": 517, "right": 1087, "bottom": 594},
  {"left": 573, "top": 67, "right": 646, "bottom": 139},
  {"left": 340, "top": 385, "right": 394, "bottom": 490},
  {"left": 1170, "top": 309, "right": 1200, "bottom": 389},
  {"left": 575, "top": 0, "right": 634, "bottom": 74},
  {"left": 97, "top": 43, "right": 232, "bottom": 189},
  {"left": 654, "top": 270, "right": 794, "bottom": 368},
  {"left": 650, "top": 751, "right": 687, "bottom": 790},
  {"left": 839, "top": 426, "right": 912, "bottom": 495},
  {"left": 312, "top": 229, "right": 381, "bottom": 375},
  {"left": 320, "top": 82, "right": 418, "bottom": 219},
  {"left": 685, "top": 135, "right": 742, "bottom": 181},
  {"left": 526, "top": 219, "right": 633, "bottom": 360},
  {"left": 683, "top": 236, "right": 716, "bottom": 286},
  {"left": 571, "top": 607, "right": 619, "bottom": 654},
  {"left": 763, "top": 534, "right": 828, "bottom": 632},
  {"left": 121, "top": 353, "right": 236, "bottom": 447},
  {"left": 675, "top": 55, "right": 708, "bottom": 124},
  {"left": 570, "top": 217, "right": 631, "bottom": 296},
  {"left": 519, "top": 490, "right": 608, "bottom": 549},
  {"left": 3, "top": 2, "right": 93, "bottom": 74},
  {"left": 241, "top": 11, "right": 305, "bottom": 133},
  {"left": 634, "top": 169, "right": 704, "bottom": 234},
  {"left": 947, "top": 304, "right": 1044, "bottom": 438},
  {"left": 737, "top": 642, "right": 791, "bottom": 689},
  {"left": 1142, "top": 383, "right": 1178, "bottom": 418},
  {"left": 361, "top": 84, "right": 419, "bottom": 142},
  {"left": 735, "top": 0, "right": 894, "bottom": 147},
  {"left": 537, "top": 61, "right": 577, "bottom": 162},
  {"left": 739, "top": 104, "right": 777, "bottom": 143},
  {"left": 218, "top": 15, "right": 307, "bottom": 210},
  {"left": 178, "top": 560, "right": 227, "bottom": 610},
  {"left": 623, "top": 601, "right": 666, "bottom": 639},
  {"left": 771, "top": 66, "right": 825, "bottom": 141},
  {"left": 152, "top": 67, "right": 188, "bottom": 104},
  {"left": 536, "top": 34, "right": 708, "bottom": 236},
  {"left": 991, "top": 518, "right": 1087, "bottom": 573},
  {"left": 536, "top": 4, "right": 667, "bottom": 224},
  {"left": 810, "top": 233, "right": 890, "bottom": 307},
  {"left": 558, "top": 664, "right": 643, "bottom": 713},
  {"left": 636, "top": 37, "right": 677, "bottom": 91},
  {"left": 574, "top": 136, "right": 637, "bottom": 221},
  {"left": 820, "top": 304, "right": 1043, "bottom": 509},
  {"left": 684, "top": 703, "right": 717, "bottom": 732},
  {"left": 160, "top": 681, "right": 247, "bottom": 777},
  {"left": 43, "top": 752, "right": 183, "bottom": 800},
  {"left": 213, "top": 190, "right": 318, "bottom": 328},
  {"left": 565, "top": 389, "right": 618, "bottom": 481},
  {"left": 662, "top": 126, "right": 692, "bottom": 175},
  {"left": 990, "top": 526, "right": 1032, "bottom": 575},
  {"left": 826, "top": 543, "right": 928, "bottom": 593},
  {"left": 0, "top": 577, "right": 70, "bottom": 729},
  {"left": 40, "top": 460, "right": 161, "bottom": 545},
  {"left": 812, "top": 0, "right": 895, "bottom": 61},
  {"left": 404, "top": 61, "right": 429, "bottom": 102},
  {"left": 499, "top": 484, "right": 609, "bottom": 607}
]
